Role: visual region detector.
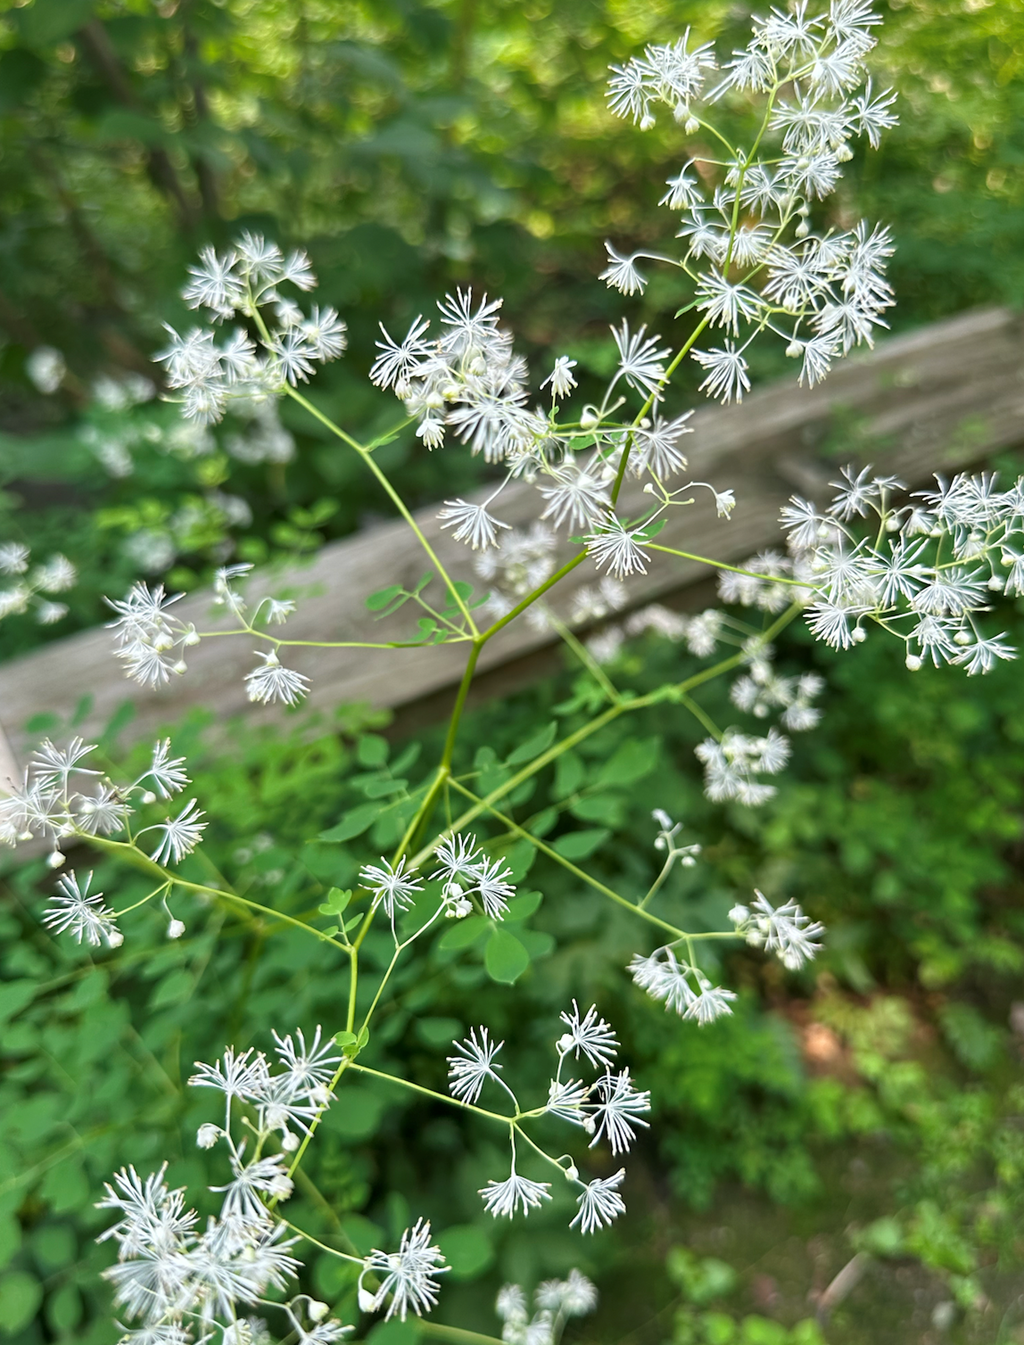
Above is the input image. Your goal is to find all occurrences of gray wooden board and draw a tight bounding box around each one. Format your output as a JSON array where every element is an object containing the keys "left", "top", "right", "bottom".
[{"left": 1, "top": 306, "right": 1022, "bottom": 782}]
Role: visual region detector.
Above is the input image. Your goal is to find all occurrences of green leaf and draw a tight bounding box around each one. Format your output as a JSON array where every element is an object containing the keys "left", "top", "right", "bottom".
[
  {"left": 0, "top": 1217, "right": 20, "bottom": 1272},
  {"left": 552, "top": 828, "right": 609, "bottom": 860},
  {"left": 438, "top": 915, "right": 489, "bottom": 951},
  {"left": 357, "top": 734, "right": 390, "bottom": 767},
  {"left": 0, "top": 981, "right": 35, "bottom": 1027},
  {"left": 339, "top": 1213, "right": 386, "bottom": 1256},
  {"left": 518, "top": 929, "right": 555, "bottom": 960},
  {"left": 367, "top": 1320, "right": 418, "bottom": 1345},
  {"left": 0, "top": 1271, "right": 41, "bottom": 1335},
  {"left": 46, "top": 1283, "right": 82, "bottom": 1333},
  {"left": 318, "top": 802, "right": 381, "bottom": 842},
  {"left": 323, "top": 1085, "right": 382, "bottom": 1139},
  {"left": 362, "top": 776, "right": 407, "bottom": 799},
  {"left": 505, "top": 890, "right": 542, "bottom": 921},
  {"left": 149, "top": 970, "right": 194, "bottom": 1009},
  {"left": 365, "top": 584, "right": 403, "bottom": 611},
  {"left": 597, "top": 736, "right": 660, "bottom": 787},
  {"left": 485, "top": 929, "right": 530, "bottom": 984},
  {"left": 414, "top": 1016, "right": 463, "bottom": 1048},
  {"left": 635, "top": 517, "right": 667, "bottom": 542},
  {"left": 318, "top": 887, "right": 352, "bottom": 917},
  {"left": 553, "top": 750, "right": 586, "bottom": 799},
  {"left": 530, "top": 806, "right": 559, "bottom": 837},
  {"left": 495, "top": 839, "right": 536, "bottom": 882},
  {"left": 505, "top": 721, "right": 557, "bottom": 766},
  {"left": 436, "top": 1224, "right": 494, "bottom": 1279},
  {"left": 570, "top": 792, "right": 625, "bottom": 827}
]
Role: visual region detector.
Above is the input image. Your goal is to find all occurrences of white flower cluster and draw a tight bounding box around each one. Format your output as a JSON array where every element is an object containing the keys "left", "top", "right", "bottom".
[
  {"left": 360, "top": 831, "right": 516, "bottom": 931},
  {"left": 372, "top": 294, "right": 725, "bottom": 582},
  {"left": 106, "top": 565, "right": 307, "bottom": 703},
  {"left": 604, "top": 1, "right": 897, "bottom": 398},
  {"left": 731, "top": 664, "right": 824, "bottom": 730},
  {"left": 1, "top": 739, "right": 204, "bottom": 910},
  {"left": 159, "top": 233, "right": 347, "bottom": 424},
  {"left": 695, "top": 726, "right": 790, "bottom": 805},
  {"left": 629, "top": 948, "right": 737, "bottom": 1025},
  {"left": 357, "top": 1219, "right": 449, "bottom": 1322},
  {"left": 189, "top": 1027, "right": 342, "bottom": 1151},
  {"left": 730, "top": 890, "right": 825, "bottom": 970},
  {"left": 100, "top": 1027, "right": 449, "bottom": 1342},
  {"left": 496, "top": 1270, "right": 597, "bottom": 1345},
  {"left": 450, "top": 1003, "right": 648, "bottom": 1234},
  {"left": 0, "top": 542, "right": 76, "bottom": 626},
  {"left": 769, "top": 466, "right": 1022, "bottom": 671}
]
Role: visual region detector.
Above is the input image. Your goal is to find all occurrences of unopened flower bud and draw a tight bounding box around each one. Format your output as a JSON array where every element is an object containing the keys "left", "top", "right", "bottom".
[
  {"left": 640, "top": 114, "right": 656, "bottom": 131},
  {"left": 141, "top": 790, "right": 157, "bottom": 804},
  {"left": 785, "top": 340, "right": 804, "bottom": 358},
  {"left": 108, "top": 929, "right": 124, "bottom": 948},
  {"left": 565, "top": 1163, "right": 579, "bottom": 1182},
  {"left": 172, "top": 660, "right": 188, "bottom": 675},
  {"left": 197, "top": 1123, "right": 221, "bottom": 1149},
  {"left": 684, "top": 116, "right": 700, "bottom": 135},
  {"left": 906, "top": 653, "right": 922, "bottom": 671},
  {"left": 47, "top": 850, "right": 65, "bottom": 869},
  {"left": 851, "top": 626, "right": 866, "bottom": 644},
  {"left": 308, "top": 1301, "right": 329, "bottom": 1322},
  {"left": 795, "top": 221, "right": 810, "bottom": 238},
  {"left": 281, "top": 1130, "right": 300, "bottom": 1152},
  {"left": 357, "top": 1287, "right": 378, "bottom": 1313},
  {"left": 167, "top": 918, "right": 186, "bottom": 939}
]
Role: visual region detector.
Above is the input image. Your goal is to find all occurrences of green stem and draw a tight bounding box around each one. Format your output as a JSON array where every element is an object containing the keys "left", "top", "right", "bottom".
[
  {"left": 349, "top": 1062, "right": 514, "bottom": 1125},
  {"left": 446, "top": 778, "right": 687, "bottom": 940},
  {"left": 85, "top": 836, "right": 346, "bottom": 950},
  {"left": 285, "top": 386, "right": 478, "bottom": 634},
  {"left": 648, "top": 543, "right": 811, "bottom": 586},
  {"left": 419, "top": 1324, "right": 507, "bottom": 1345}
]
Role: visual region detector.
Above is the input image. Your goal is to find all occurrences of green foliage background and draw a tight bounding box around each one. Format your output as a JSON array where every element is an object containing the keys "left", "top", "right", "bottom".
[{"left": 1, "top": 0, "right": 1023, "bottom": 1342}]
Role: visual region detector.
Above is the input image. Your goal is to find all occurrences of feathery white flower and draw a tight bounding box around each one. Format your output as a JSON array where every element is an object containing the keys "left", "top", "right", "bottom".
[
  {"left": 610, "top": 321, "right": 671, "bottom": 400},
  {"left": 360, "top": 1219, "right": 448, "bottom": 1321},
  {"left": 244, "top": 650, "right": 310, "bottom": 707},
  {"left": 538, "top": 462, "right": 610, "bottom": 531},
  {"left": 587, "top": 1068, "right": 651, "bottom": 1154},
  {"left": 43, "top": 870, "right": 122, "bottom": 948},
  {"left": 600, "top": 243, "right": 648, "bottom": 296},
  {"left": 438, "top": 499, "right": 512, "bottom": 551},
  {"left": 360, "top": 856, "right": 423, "bottom": 919},
  {"left": 732, "top": 890, "right": 825, "bottom": 969},
  {"left": 540, "top": 356, "right": 578, "bottom": 399},
  {"left": 556, "top": 1001, "right": 619, "bottom": 1068},
  {"left": 692, "top": 343, "right": 751, "bottom": 404},
  {"left": 145, "top": 740, "right": 190, "bottom": 799},
  {"left": 479, "top": 1168, "right": 551, "bottom": 1219},
  {"left": 447, "top": 1027, "right": 505, "bottom": 1104},
  {"left": 147, "top": 798, "right": 207, "bottom": 865},
  {"left": 570, "top": 1170, "right": 626, "bottom": 1234},
  {"left": 585, "top": 520, "right": 651, "bottom": 578}
]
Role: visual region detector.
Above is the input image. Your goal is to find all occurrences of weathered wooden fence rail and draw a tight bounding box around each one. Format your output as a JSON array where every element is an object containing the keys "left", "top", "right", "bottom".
[{"left": 1, "top": 306, "right": 1023, "bottom": 782}]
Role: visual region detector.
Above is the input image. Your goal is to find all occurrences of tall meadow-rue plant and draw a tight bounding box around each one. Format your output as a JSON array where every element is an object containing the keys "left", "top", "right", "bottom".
[{"left": 4, "top": 3, "right": 1024, "bottom": 1341}]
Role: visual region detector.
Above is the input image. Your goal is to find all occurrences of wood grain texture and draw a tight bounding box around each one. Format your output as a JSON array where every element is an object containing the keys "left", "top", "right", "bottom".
[{"left": 1, "top": 306, "right": 1022, "bottom": 779}]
